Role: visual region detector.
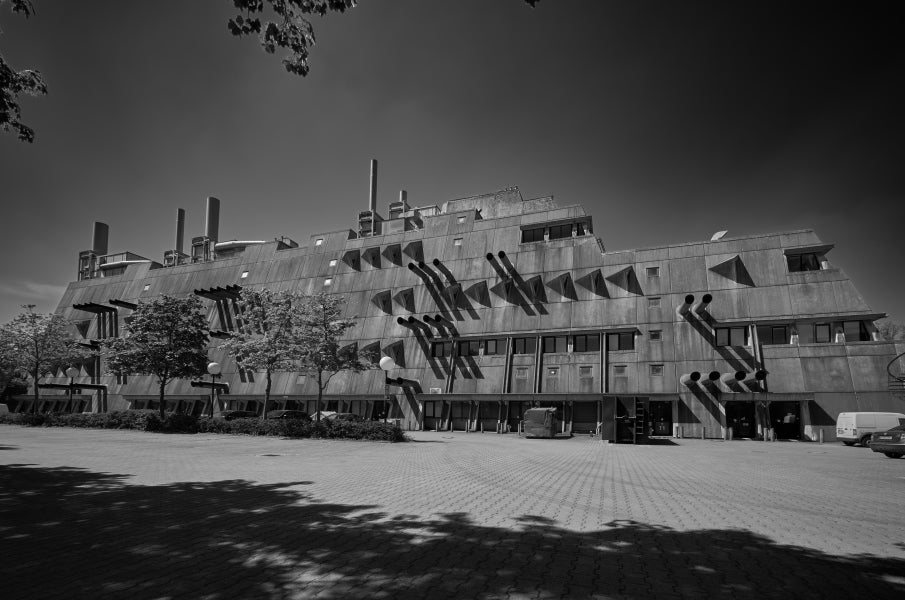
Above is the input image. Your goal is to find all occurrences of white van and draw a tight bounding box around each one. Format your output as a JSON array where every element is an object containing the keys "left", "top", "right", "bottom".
[{"left": 836, "top": 412, "right": 905, "bottom": 446}]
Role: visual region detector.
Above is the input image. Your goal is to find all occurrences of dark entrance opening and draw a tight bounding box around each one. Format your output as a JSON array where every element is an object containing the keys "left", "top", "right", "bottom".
[
  {"left": 726, "top": 402, "right": 756, "bottom": 438},
  {"left": 770, "top": 401, "right": 801, "bottom": 440},
  {"left": 647, "top": 400, "right": 673, "bottom": 436},
  {"left": 507, "top": 401, "right": 531, "bottom": 432},
  {"left": 615, "top": 397, "right": 646, "bottom": 443},
  {"left": 572, "top": 401, "right": 598, "bottom": 434}
]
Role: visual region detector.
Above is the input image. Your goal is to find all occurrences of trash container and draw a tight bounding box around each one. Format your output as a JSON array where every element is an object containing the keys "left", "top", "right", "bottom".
[{"left": 523, "top": 407, "right": 559, "bottom": 439}]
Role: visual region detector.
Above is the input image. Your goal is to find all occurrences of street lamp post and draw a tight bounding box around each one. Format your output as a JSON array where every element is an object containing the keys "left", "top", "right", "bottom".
[
  {"left": 65, "top": 366, "right": 79, "bottom": 413},
  {"left": 378, "top": 356, "right": 397, "bottom": 423},
  {"left": 207, "top": 362, "right": 221, "bottom": 419}
]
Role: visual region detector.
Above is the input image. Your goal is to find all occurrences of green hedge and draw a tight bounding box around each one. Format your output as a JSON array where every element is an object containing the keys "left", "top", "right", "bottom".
[{"left": 0, "top": 410, "right": 407, "bottom": 442}]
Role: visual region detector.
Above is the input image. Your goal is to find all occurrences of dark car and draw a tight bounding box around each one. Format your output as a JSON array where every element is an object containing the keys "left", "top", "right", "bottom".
[
  {"left": 222, "top": 410, "right": 258, "bottom": 421},
  {"left": 265, "top": 410, "right": 312, "bottom": 421},
  {"left": 870, "top": 425, "right": 905, "bottom": 458},
  {"left": 328, "top": 412, "right": 364, "bottom": 422}
]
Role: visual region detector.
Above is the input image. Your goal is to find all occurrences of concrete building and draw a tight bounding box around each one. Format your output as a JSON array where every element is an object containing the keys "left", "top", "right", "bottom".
[{"left": 24, "top": 164, "right": 905, "bottom": 441}]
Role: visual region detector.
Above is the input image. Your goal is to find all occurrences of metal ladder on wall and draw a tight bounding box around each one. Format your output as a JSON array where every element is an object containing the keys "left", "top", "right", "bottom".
[{"left": 633, "top": 400, "right": 646, "bottom": 443}]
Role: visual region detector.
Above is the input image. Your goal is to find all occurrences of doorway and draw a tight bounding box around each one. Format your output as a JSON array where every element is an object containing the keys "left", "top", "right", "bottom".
[
  {"left": 647, "top": 401, "right": 673, "bottom": 436},
  {"left": 725, "top": 402, "right": 756, "bottom": 438},
  {"left": 770, "top": 401, "right": 801, "bottom": 440}
]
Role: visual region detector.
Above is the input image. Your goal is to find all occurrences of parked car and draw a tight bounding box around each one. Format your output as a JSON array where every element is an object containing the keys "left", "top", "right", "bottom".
[
  {"left": 870, "top": 425, "right": 905, "bottom": 458},
  {"left": 835, "top": 412, "right": 905, "bottom": 447},
  {"left": 222, "top": 410, "right": 258, "bottom": 421},
  {"left": 265, "top": 410, "right": 312, "bottom": 421},
  {"left": 328, "top": 412, "right": 364, "bottom": 422}
]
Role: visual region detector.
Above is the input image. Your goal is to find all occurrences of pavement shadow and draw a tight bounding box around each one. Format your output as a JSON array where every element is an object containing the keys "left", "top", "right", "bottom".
[{"left": 1, "top": 463, "right": 903, "bottom": 599}]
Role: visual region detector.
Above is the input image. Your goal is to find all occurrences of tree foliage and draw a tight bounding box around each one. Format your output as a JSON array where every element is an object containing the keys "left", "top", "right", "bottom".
[
  {"left": 221, "top": 288, "right": 306, "bottom": 419},
  {"left": 0, "top": 0, "right": 47, "bottom": 143},
  {"left": 102, "top": 295, "right": 209, "bottom": 420},
  {"left": 295, "top": 292, "right": 374, "bottom": 420},
  {"left": 0, "top": 305, "right": 88, "bottom": 412}
]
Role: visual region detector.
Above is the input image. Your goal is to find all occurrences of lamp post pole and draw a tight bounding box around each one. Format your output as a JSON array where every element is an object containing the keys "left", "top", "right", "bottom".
[
  {"left": 65, "top": 366, "right": 79, "bottom": 413},
  {"left": 378, "top": 356, "right": 397, "bottom": 423},
  {"left": 207, "top": 362, "right": 221, "bottom": 419}
]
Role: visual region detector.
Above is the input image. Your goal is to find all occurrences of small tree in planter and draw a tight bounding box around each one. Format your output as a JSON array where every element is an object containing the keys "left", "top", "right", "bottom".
[
  {"left": 221, "top": 288, "right": 306, "bottom": 420},
  {"left": 296, "top": 292, "right": 374, "bottom": 421},
  {"left": 102, "top": 295, "right": 208, "bottom": 420},
  {"left": 0, "top": 305, "right": 88, "bottom": 413}
]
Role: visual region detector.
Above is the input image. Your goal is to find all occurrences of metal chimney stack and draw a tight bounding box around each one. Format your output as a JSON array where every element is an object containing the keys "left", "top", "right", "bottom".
[
  {"left": 369, "top": 159, "right": 378, "bottom": 213},
  {"left": 92, "top": 222, "right": 109, "bottom": 256},
  {"left": 205, "top": 197, "right": 220, "bottom": 243},
  {"left": 175, "top": 208, "right": 185, "bottom": 254}
]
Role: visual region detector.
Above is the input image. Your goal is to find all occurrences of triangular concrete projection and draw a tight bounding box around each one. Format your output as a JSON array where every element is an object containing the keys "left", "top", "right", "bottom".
[
  {"left": 709, "top": 255, "right": 755, "bottom": 287},
  {"left": 75, "top": 320, "right": 91, "bottom": 338},
  {"left": 464, "top": 281, "right": 491, "bottom": 307},
  {"left": 490, "top": 279, "right": 518, "bottom": 304},
  {"left": 382, "top": 244, "right": 402, "bottom": 266},
  {"left": 443, "top": 284, "right": 463, "bottom": 307},
  {"left": 370, "top": 290, "right": 392, "bottom": 313},
  {"left": 525, "top": 275, "right": 546, "bottom": 303},
  {"left": 363, "top": 247, "right": 381, "bottom": 268},
  {"left": 342, "top": 249, "right": 360, "bottom": 270},
  {"left": 605, "top": 266, "right": 643, "bottom": 295},
  {"left": 575, "top": 269, "right": 609, "bottom": 297},
  {"left": 546, "top": 273, "right": 577, "bottom": 300},
  {"left": 382, "top": 340, "right": 406, "bottom": 368},
  {"left": 403, "top": 240, "right": 423, "bottom": 262},
  {"left": 393, "top": 288, "right": 415, "bottom": 312}
]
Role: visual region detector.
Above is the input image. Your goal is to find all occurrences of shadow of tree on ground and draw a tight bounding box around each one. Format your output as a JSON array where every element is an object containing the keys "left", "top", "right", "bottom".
[{"left": 1, "top": 464, "right": 903, "bottom": 599}]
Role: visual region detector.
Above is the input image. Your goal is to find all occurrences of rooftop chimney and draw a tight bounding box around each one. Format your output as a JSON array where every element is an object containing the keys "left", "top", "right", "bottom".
[
  {"left": 369, "top": 159, "right": 378, "bottom": 213},
  {"left": 175, "top": 208, "right": 185, "bottom": 254},
  {"left": 205, "top": 197, "right": 220, "bottom": 243},
  {"left": 92, "top": 222, "right": 109, "bottom": 256}
]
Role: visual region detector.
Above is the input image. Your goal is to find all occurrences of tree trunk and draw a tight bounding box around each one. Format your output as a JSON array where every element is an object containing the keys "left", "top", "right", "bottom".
[
  {"left": 32, "top": 367, "right": 39, "bottom": 414},
  {"left": 159, "top": 379, "right": 166, "bottom": 421},
  {"left": 262, "top": 369, "right": 272, "bottom": 421},
  {"left": 316, "top": 370, "right": 323, "bottom": 422}
]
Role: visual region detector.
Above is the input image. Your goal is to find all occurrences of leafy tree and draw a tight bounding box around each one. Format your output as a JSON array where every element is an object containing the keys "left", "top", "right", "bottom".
[
  {"left": 102, "top": 295, "right": 209, "bottom": 420},
  {"left": 877, "top": 318, "right": 905, "bottom": 341},
  {"left": 295, "top": 292, "right": 374, "bottom": 421},
  {"left": 0, "top": 305, "right": 87, "bottom": 413},
  {"left": 221, "top": 288, "right": 306, "bottom": 419},
  {"left": 0, "top": 0, "right": 47, "bottom": 143}
]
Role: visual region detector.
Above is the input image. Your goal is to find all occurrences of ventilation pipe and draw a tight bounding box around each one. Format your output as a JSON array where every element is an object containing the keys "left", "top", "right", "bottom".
[
  {"left": 396, "top": 317, "right": 407, "bottom": 326},
  {"left": 92, "top": 222, "right": 109, "bottom": 256},
  {"left": 205, "top": 197, "right": 220, "bottom": 243},
  {"left": 676, "top": 294, "right": 694, "bottom": 316},
  {"left": 707, "top": 371, "right": 721, "bottom": 382},
  {"left": 498, "top": 251, "right": 507, "bottom": 259},
  {"left": 721, "top": 371, "right": 747, "bottom": 385},
  {"left": 693, "top": 293, "right": 713, "bottom": 315},
  {"left": 369, "top": 159, "right": 378, "bottom": 213},
  {"left": 680, "top": 372, "right": 702, "bottom": 386},
  {"left": 486, "top": 253, "right": 495, "bottom": 261},
  {"left": 432, "top": 258, "right": 441, "bottom": 267},
  {"left": 175, "top": 208, "right": 185, "bottom": 255},
  {"left": 745, "top": 370, "right": 768, "bottom": 386}
]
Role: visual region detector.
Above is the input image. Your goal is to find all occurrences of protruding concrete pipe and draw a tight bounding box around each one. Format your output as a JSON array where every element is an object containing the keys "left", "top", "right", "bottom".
[
  {"left": 396, "top": 317, "right": 407, "bottom": 325},
  {"left": 676, "top": 294, "right": 694, "bottom": 316},
  {"left": 498, "top": 251, "right": 507, "bottom": 259},
  {"left": 721, "top": 371, "right": 747, "bottom": 384},
  {"left": 432, "top": 258, "right": 441, "bottom": 267},
  {"left": 92, "top": 222, "right": 109, "bottom": 256},
  {"left": 486, "top": 253, "right": 495, "bottom": 261},
  {"left": 407, "top": 316, "right": 417, "bottom": 324},
  {"left": 205, "top": 196, "right": 220, "bottom": 243},
  {"left": 423, "top": 315, "right": 433, "bottom": 323},
  {"left": 744, "top": 370, "right": 767, "bottom": 385},
  {"left": 407, "top": 262, "right": 418, "bottom": 271},
  {"left": 708, "top": 371, "right": 721, "bottom": 382},
  {"left": 418, "top": 261, "right": 427, "bottom": 269},
  {"left": 680, "top": 372, "right": 702, "bottom": 386},
  {"left": 175, "top": 208, "right": 185, "bottom": 255},
  {"left": 693, "top": 293, "right": 713, "bottom": 315}
]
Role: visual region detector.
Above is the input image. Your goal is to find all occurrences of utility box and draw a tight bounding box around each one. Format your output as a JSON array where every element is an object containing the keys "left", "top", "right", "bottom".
[{"left": 523, "top": 407, "right": 559, "bottom": 439}]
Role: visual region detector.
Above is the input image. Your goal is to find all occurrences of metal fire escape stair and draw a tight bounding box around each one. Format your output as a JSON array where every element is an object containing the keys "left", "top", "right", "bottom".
[{"left": 887, "top": 350, "right": 905, "bottom": 397}]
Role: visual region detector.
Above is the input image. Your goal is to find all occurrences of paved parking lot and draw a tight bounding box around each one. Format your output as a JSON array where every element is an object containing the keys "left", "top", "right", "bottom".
[{"left": 1, "top": 426, "right": 903, "bottom": 599}]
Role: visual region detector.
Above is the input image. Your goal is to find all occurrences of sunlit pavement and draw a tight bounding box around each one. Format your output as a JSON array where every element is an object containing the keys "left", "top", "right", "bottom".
[{"left": 1, "top": 426, "right": 903, "bottom": 599}]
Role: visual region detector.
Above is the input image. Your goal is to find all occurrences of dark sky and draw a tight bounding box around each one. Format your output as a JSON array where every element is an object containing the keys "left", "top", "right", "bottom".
[{"left": 1, "top": 1, "right": 903, "bottom": 324}]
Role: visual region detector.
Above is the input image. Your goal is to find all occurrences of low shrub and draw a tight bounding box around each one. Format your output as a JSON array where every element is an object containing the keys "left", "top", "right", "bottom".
[{"left": 1, "top": 409, "right": 406, "bottom": 441}]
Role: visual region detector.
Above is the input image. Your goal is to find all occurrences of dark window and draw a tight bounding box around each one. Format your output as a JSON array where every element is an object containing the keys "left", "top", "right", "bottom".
[
  {"left": 458, "top": 340, "right": 481, "bottom": 357},
  {"left": 715, "top": 327, "right": 748, "bottom": 347},
  {"left": 515, "top": 367, "right": 530, "bottom": 379},
  {"left": 787, "top": 252, "right": 821, "bottom": 272},
  {"left": 543, "top": 336, "right": 568, "bottom": 353},
  {"left": 513, "top": 337, "right": 537, "bottom": 355},
  {"left": 814, "top": 323, "right": 831, "bottom": 343},
  {"left": 521, "top": 227, "right": 545, "bottom": 243},
  {"left": 843, "top": 321, "right": 869, "bottom": 342},
  {"left": 484, "top": 339, "right": 504, "bottom": 356},
  {"left": 431, "top": 341, "right": 452, "bottom": 358},
  {"left": 607, "top": 332, "right": 635, "bottom": 351},
  {"left": 650, "top": 364, "right": 664, "bottom": 376},
  {"left": 423, "top": 401, "right": 440, "bottom": 418},
  {"left": 757, "top": 325, "right": 789, "bottom": 345},
  {"left": 649, "top": 330, "right": 662, "bottom": 342},
  {"left": 576, "top": 222, "right": 586, "bottom": 236},
  {"left": 573, "top": 334, "right": 600, "bottom": 353},
  {"left": 646, "top": 266, "right": 660, "bottom": 278},
  {"left": 548, "top": 224, "right": 572, "bottom": 240},
  {"left": 613, "top": 365, "right": 627, "bottom": 376},
  {"left": 579, "top": 366, "right": 593, "bottom": 378}
]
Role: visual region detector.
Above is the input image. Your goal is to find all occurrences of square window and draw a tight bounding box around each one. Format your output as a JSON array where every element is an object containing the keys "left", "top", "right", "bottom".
[
  {"left": 646, "top": 266, "right": 660, "bottom": 278},
  {"left": 576, "top": 222, "right": 586, "bottom": 236},
  {"left": 521, "top": 227, "right": 545, "bottom": 243},
  {"left": 648, "top": 297, "right": 661, "bottom": 308},
  {"left": 650, "top": 364, "right": 664, "bottom": 376},
  {"left": 143, "top": 284, "right": 150, "bottom": 291},
  {"left": 240, "top": 271, "right": 248, "bottom": 279},
  {"left": 649, "top": 330, "right": 662, "bottom": 341},
  {"left": 613, "top": 365, "right": 627, "bottom": 376},
  {"left": 547, "top": 367, "right": 559, "bottom": 377},
  {"left": 814, "top": 323, "right": 831, "bottom": 343},
  {"left": 329, "top": 259, "right": 337, "bottom": 267},
  {"left": 315, "top": 238, "right": 324, "bottom": 246},
  {"left": 579, "top": 366, "right": 592, "bottom": 378},
  {"left": 295, "top": 374, "right": 306, "bottom": 384},
  {"left": 457, "top": 216, "right": 467, "bottom": 224},
  {"left": 453, "top": 238, "right": 463, "bottom": 246},
  {"left": 513, "top": 337, "right": 537, "bottom": 355},
  {"left": 515, "top": 367, "right": 530, "bottom": 379},
  {"left": 323, "top": 278, "right": 332, "bottom": 287}
]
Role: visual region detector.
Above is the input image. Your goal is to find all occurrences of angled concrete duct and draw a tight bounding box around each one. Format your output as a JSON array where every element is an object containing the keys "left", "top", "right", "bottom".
[{"left": 676, "top": 294, "right": 694, "bottom": 316}]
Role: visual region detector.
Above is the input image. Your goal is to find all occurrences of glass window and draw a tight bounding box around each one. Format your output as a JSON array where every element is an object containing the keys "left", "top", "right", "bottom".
[
  {"left": 576, "top": 222, "right": 586, "bottom": 236},
  {"left": 573, "top": 334, "right": 600, "bottom": 352},
  {"left": 513, "top": 337, "right": 537, "bottom": 355},
  {"left": 649, "top": 330, "right": 662, "bottom": 342},
  {"left": 543, "top": 336, "right": 568, "bottom": 353},
  {"left": 548, "top": 224, "right": 572, "bottom": 240},
  {"left": 240, "top": 271, "right": 249, "bottom": 279},
  {"left": 607, "top": 332, "right": 635, "bottom": 351},
  {"left": 716, "top": 327, "right": 747, "bottom": 347},
  {"left": 431, "top": 341, "right": 452, "bottom": 358},
  {"left": 315, "top": 238, "right": 324, "bottom": 246},
  {"left": 457, "top": 216, "right": 466, "bottom": 224},
  {"left": 648, "top": 297, "right": 661, "bottom": 308},
  {"left": 646, "top": 266, "right": 660, "bottom": 278},
  {"left": 650, "top": 364, "right": 664, "bottom": 376},
  {"left": 787, "top": 252, "right": 821, "bottom": 272},
  {"left": 814, "top": 323, "right": 831, "bottom": 343},
  {"left": 843, "top": 321, "right": 867, "bottom": 342},
  {"left": 484, "top": 339, "right": 504, "bottom": 355},
  {"left": 521, "top": 227, "right": 544, "bottom": 243},
  {"left": 328, "top": 259, "right": 337, "bottom": 266},
  {"left": 323, "top": 278, "right": 332, "bottom": 287},
  {"left": 453, "top": 238, "right": 463, "bottom": 246},
  {"left": 547, "top": 367, "right": 559, "bottom": 377},
  {"left": 458, "top": 340, "right": 481, "bottom": 357},
  {"left": 515, "top": 367, "right": 529, "bottom": 379},
  {"left": 579, "top": 366, "right": 593, "bottom": 378},
  {"left": 613, "top": 365, "right": 627, "bottom": 376}
]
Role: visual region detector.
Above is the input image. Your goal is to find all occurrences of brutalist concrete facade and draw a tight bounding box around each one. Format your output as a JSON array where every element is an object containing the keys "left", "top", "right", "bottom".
[{"left": 42, "top": 185, "right": 905, "bottom": 441}]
